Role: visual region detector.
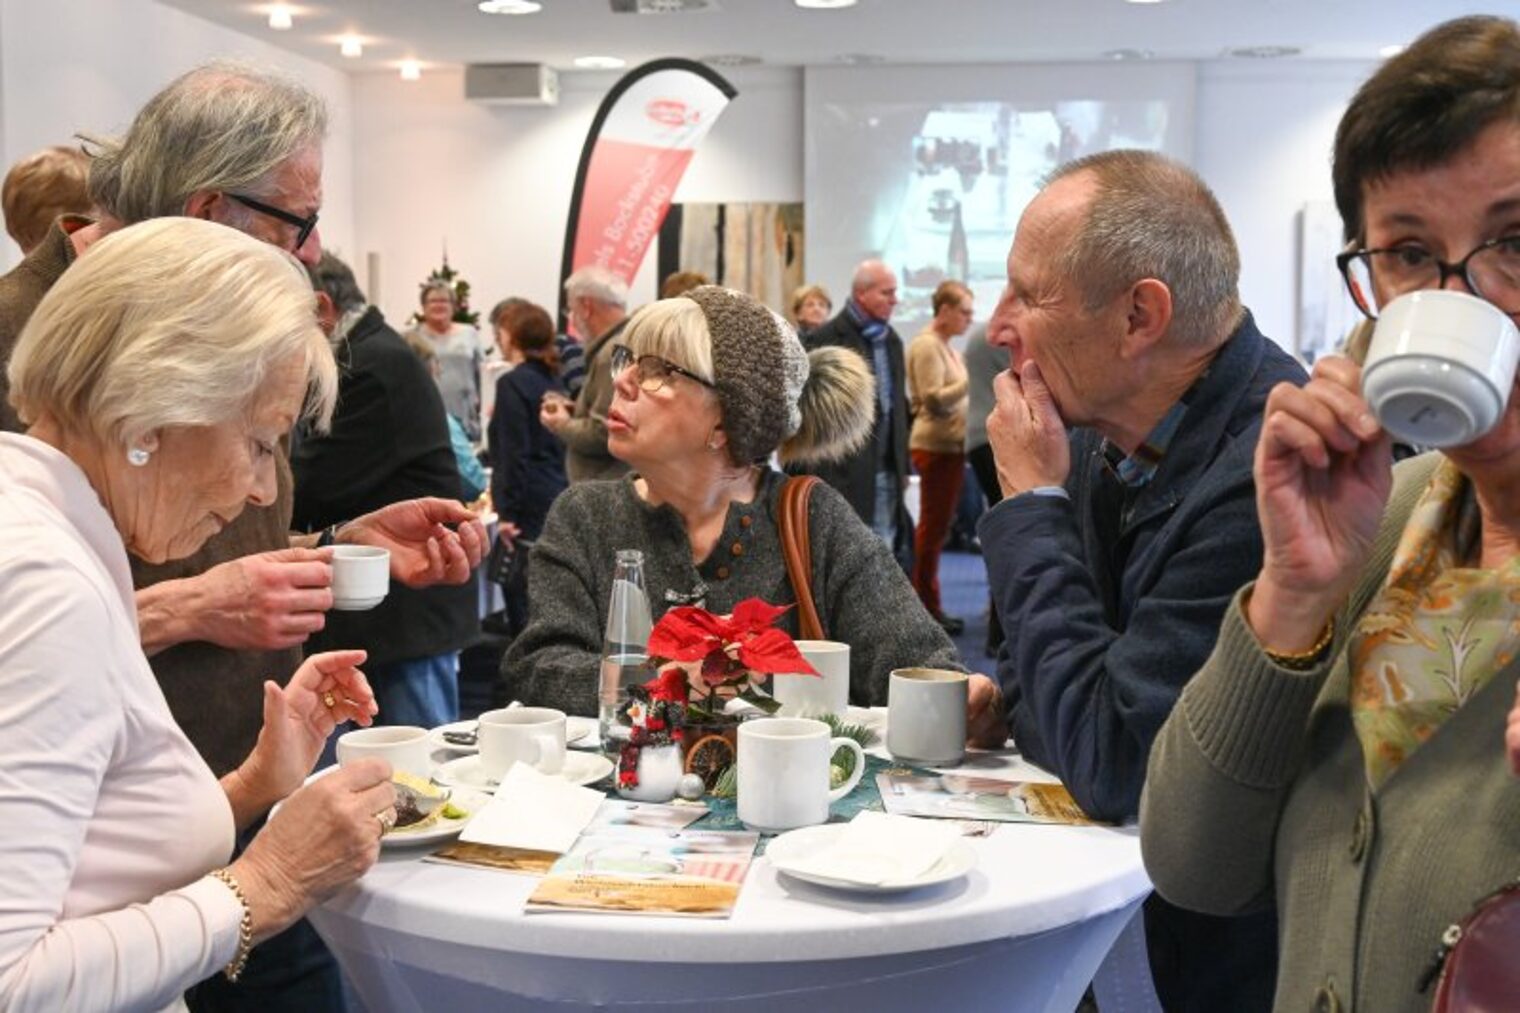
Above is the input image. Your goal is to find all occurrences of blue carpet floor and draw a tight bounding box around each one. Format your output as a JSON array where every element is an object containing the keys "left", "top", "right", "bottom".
[{"left": 936, "top": 548, "right": 998, "bottom": 667}]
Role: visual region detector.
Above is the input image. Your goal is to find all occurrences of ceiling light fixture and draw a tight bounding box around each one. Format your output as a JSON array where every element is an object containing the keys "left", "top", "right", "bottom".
[
  {"left": 702, "top": 54, "right": 763, "bottom": 67},
  {"left": 267, "top": 4, "right": 294, "bottom": 30},
  {"left": 1227, "top": 45, "right": 1302, "bottom": 59},
  {"left": 835, "top": 53, "right": 884, "bottom": 65},
  {"left": 400, "top": 60, "right": 422, "bottom": 81},
  {"left": 340, "top": 36, "right": 363, "bottom": 58},
  {"left": 1379, "top": 43, "right": 1407, "bottom": 58},
  {"left": 1124, "top": 0, "right": 1166, "bottom": 5},
  {"left": 795, "top": 0, "right": 858, "bottom": 8},
  {"left": 1103, "top": 48, "right": 1154, "bottom": 60},
  {"left": 477, "top": 0, "right": 543, "bottom": 13},
  {"left": 574, "top": 55, "right": 627, "bottom": 69}
]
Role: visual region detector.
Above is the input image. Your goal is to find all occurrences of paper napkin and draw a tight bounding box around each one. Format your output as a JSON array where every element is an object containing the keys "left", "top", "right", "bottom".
[
  {"left": 459, "top": 761, "right": 604, "bottom": 854},
  {"left": 785, "top": 811, "right": 962, "bottom": 886}
]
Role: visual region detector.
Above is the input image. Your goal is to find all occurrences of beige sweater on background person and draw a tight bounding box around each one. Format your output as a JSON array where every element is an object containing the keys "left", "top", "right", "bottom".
[
  {"left": 1141, "top": 452, "right": 1520, "bottom": 1012},
  {"left": 906, "top": 327, "right": 968, "bottom": 454}
]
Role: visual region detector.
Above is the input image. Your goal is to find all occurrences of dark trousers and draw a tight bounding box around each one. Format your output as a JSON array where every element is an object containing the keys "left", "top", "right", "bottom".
[
  {"left": 1145, "top": 896, "right": 1279, "bottom": 1012},
  {"left": 967, "top": 442, "right": 1005, "bottom": 654},
  {"left": 910, "top": 448, "right": 965, "bottom": 616}
]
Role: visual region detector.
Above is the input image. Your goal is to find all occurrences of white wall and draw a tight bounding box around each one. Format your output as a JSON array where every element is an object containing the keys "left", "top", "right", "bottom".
[
  {"left": 1194, "top": 60, "right": 1375, "bottom": 351},
  {"left": 351, "top": 65, "right": 800, "bottom": 328},
  {"left": 0, "top": 0, "right": 354, "bottom": 270}
]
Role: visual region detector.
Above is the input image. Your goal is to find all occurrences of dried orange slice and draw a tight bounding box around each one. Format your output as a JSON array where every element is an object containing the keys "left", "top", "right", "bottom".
[{"left": 684, "top": 734, "right": 736, "bottom": 789}]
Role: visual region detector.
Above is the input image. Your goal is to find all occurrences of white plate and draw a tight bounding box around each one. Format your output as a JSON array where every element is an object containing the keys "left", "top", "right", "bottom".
[
  {"left": 383, "top": 787, "right": 491, "bottom": 848},
  {"left": 766, "top": 823, "right": 976, "bottom": 893},
  {"left": 432, "top": 751, "right": 614, "bottom": 791},
  {"left": 428, "top": 720, "right": 591, "bottom": 756}
]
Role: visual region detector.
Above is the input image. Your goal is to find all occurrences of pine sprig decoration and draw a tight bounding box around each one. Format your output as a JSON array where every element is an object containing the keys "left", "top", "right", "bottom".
[{"left": 819, "top": 712, "right": 877, "bottom": 748}]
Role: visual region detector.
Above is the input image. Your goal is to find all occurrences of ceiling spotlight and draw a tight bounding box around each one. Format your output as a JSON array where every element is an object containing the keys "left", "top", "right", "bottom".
[
  {"left": 400, "top": 60, "right": 422, "bottom": 81},
  {"left": 574, "top": 55, "right": 627, "bottom": 70},
  {"left": 477, "top": 0, "right": 542, "bottom": 13},
  {"left": 702, "top": 54, "right": 763, "bottom": 67},
  {"left": 1124, "top": 0, "right": 1166, "bottom": 4},
  {"left": 1103, "top": 48, "right": 1154, "bottom": 60},
  {"left": 340, "top": 36, "right": 363, "bottom": 58},
  {"left": 1379, "top": 43, "right": 1407, "bottom": 58},
  {"left": 267, "top": 4, "right": 293, "bottom": 30},
  {"left": 795, "top": 0, "right": 858, "bottom": 7},
  {"left": 1227, "top": 45, "right": 1302, "bottom": 59},
  {"left": 835, "top": 53, "right": 884, "bottom": 65}
]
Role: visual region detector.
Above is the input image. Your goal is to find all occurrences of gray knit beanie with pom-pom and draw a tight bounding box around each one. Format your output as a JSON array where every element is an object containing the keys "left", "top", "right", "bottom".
[{"left": 682, "top": 285, "right": 874, "bottom": 466}]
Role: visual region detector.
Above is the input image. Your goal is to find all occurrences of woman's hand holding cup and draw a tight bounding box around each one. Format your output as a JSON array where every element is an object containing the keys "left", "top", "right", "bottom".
[
  {"left": 1249, "top": 356, "right": 1393, "bottom": 653},
  {"left": 231, "top": 758, "right": 394, "bottom": 944}
]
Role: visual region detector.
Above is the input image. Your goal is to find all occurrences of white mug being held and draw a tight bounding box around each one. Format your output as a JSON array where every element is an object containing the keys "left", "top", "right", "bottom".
[{"left": 737, "top": 718, "right": 865, "bottom": 832}]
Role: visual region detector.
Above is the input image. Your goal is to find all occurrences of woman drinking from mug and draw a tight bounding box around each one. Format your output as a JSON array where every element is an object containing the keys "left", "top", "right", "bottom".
[
  {"left": 0, "top": 218, "right": 393, "bottom": 1011},
  {"left": 505, "top": 286, "right": 965, "bottom": 712},
  {"left": 1140, "top": 17, "right": 1520, "bottom": 1011}
]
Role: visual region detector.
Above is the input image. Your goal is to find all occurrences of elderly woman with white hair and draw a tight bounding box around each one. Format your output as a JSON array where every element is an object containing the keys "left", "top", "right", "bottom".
[
  {"left": 506, "top": 286, "right": 966, "bottom": 713},
  {"left": 0, "top": 218, "right": 394, "bottom": 1011}
]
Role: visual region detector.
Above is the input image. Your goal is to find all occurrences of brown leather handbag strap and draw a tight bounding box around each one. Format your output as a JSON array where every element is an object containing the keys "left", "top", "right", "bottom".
[{"left": 779, "top": 476, "right": 824, "bottom": 641}]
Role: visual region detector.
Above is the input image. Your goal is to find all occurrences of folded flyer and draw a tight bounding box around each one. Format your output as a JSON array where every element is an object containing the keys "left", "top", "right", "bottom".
[
  {"left": 526, "top": 825, "right": 759, "bottom": 917},
  {"left": 876, "top": 771, "right": 1102, "bottom": 826}
]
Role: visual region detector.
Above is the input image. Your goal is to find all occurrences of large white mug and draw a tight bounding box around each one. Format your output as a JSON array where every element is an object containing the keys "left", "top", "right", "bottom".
[
  {"left": 737, "top": 717, "right": 865, "bottom": 833},
  {"left": 335, "top": 725, "right": 431, "bottom": 778},
  {"left": 1362, "top": 289, "right": 1520, "bottom": 448},
  {"left": 887, "top": 668, "right": 968, "bottom": 766},
  {"left": 478, "top": 706, "right": 567, "bottom": 781},
  {"left": 772, "top": 640, "right": 850, "bottom": 718},
  {"left": 331, "top": 544, "right": 390, "bottom": 611}
]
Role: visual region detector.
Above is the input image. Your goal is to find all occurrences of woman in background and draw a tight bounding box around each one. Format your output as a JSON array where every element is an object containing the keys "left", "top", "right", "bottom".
[
  {"left": 790, "top": 283, "right": 832, "bottom": 337},
  {"left": 488, "top": 300, "right": 568, "bottom": 540},
  {"left": 408, "top": 282, "right": 482, "bottom": 442}
]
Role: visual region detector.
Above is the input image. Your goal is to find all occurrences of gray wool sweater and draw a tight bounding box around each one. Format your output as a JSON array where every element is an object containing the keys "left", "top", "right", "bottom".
[
  {"left": 503, "top": 468, "right": 962, "bottom": 714},
  {"left": 1142, "top": 453, "right": 1520, "bottom": 1012}
]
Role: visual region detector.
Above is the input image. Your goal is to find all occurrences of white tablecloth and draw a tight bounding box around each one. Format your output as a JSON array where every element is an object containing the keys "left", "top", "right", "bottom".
[{"left": 310, "top": 711, "right": 1153, "bottom": 1013}]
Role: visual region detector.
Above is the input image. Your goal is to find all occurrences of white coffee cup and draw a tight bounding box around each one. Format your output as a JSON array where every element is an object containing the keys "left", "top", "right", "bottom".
[
  {"left": 737, "top": 717, "right": 865, "bottom": 833},
  {"left": 772, "top": 640, "right": 850, "bottom": 718},
  {"left": 887, "top": 668, "right": 968, "bottom": 766},
  {"left": 335, "top": 725, "right": 431, "bottom": 778},
  {"left": 331, "top": 544, "right": 390, "bottom": 610},
  {"left": 1362, "top": 289, "right": 1520, "bottom": 448},
  {"left": 478, "top": 706, "right": 567, "bottom": 781}
]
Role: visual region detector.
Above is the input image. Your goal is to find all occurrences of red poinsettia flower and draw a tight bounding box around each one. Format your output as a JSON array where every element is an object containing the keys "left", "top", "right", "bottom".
[
  {"left": 646, "top": 606, "right": 731, "bottom": 662},
  {"left": 647, "top": 597, "right": 818, "bottom": 692},
  {"left": 736, "top": 626, "right": 817, "bottom": 675}
]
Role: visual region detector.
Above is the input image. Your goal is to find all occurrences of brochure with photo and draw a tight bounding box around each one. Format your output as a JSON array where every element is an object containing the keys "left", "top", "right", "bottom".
[
  {"left": 526, "top": 825, "right": 759, "bottom": 917},
  {"left": 876, "top": 771, "right": 1102, "bottom": 826}
]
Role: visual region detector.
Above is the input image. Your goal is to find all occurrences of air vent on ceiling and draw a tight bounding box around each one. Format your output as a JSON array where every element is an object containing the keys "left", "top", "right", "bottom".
[
  {"left": 464, "top": 63, "right": 560, "bottom": 105},
  {"left": 610, "top": 0, "right": 721, "bottom": 13}
]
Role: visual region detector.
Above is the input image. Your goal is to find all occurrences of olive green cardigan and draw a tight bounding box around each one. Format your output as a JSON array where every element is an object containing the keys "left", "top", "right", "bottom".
[{"left": 1141, "top": 453, "right": 1520, "bottom": 1012}]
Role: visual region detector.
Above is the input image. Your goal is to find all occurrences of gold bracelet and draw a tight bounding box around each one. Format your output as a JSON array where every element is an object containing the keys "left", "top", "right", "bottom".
[
  {"left": 208, "top": 868, "right": 254, "bottom": 983},
  {"left": 1263, "top": 615, "right": 1335, "bottom": 671}
]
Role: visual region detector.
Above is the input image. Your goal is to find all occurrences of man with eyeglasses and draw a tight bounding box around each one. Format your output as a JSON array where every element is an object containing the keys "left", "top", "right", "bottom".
[
  {"left": 0, "top": 61, "right": 485, "bottom": 1012},
  {"left": 543, "top": 265, "right": 631, "bottom": 482}
]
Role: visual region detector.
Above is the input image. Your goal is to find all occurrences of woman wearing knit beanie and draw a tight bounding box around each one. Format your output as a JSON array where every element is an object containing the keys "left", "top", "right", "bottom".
[{"left": 503, "top": 286, "right": 970, "bottom": 713}]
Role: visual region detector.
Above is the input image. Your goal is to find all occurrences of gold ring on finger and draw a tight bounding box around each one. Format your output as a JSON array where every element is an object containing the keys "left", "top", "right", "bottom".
[{"left": 323, "top": 691, "right": 336, "bottom": 708}]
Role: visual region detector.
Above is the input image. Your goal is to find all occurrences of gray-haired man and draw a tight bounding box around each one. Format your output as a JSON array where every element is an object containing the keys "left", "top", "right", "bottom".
[
  {"left": 541, "top": 264, "right": 631, "bottom": 481},
  {"left": 966, "top": 150, "right": 1302, "bottom": 1010}
]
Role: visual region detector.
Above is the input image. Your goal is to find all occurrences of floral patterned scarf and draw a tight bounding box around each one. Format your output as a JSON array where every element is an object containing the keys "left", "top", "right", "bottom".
[{"left": 1350, "top": 458, "right": 1520, "bottom": 789}]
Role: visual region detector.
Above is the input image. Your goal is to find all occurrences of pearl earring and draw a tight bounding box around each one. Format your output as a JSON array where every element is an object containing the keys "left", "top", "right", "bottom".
[{"left": 127, "top": 447, "right": 151, "bottom": 467}]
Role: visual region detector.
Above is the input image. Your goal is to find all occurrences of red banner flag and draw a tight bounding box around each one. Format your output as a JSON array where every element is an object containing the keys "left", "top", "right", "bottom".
[{"left": 559, "top": 59, "right": 736, "bottom": 319}]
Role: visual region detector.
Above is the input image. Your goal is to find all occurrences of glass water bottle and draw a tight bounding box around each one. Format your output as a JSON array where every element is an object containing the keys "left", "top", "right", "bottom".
[{"left": 599, "top": 549, "right": 652, "bottom": 753}]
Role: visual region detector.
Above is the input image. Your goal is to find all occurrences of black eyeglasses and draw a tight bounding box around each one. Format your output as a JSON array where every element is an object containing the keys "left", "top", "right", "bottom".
[
  {"left": 227, "top": 192, "right": 320, "bottom": 251},
  {"left": 1336, "top": 236, "right": 1520, "bottom": 319},
  {"left": 609, "top": 343, "right": 715, "bottom": 393}
]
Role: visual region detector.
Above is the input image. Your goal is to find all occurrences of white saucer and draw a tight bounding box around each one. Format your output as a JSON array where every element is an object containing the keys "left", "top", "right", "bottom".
[
  {"left": 383, "top": 787, "right": 490, "bottom": 848},
  {"left": 433, "top": 751, "right": 614, "bottom": 791},
  {"left": 766, "top": 824, "right": 976, "bottom": 893},
  {"left": 428, "top": 720, "right": 591, "bottom": 756}
]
